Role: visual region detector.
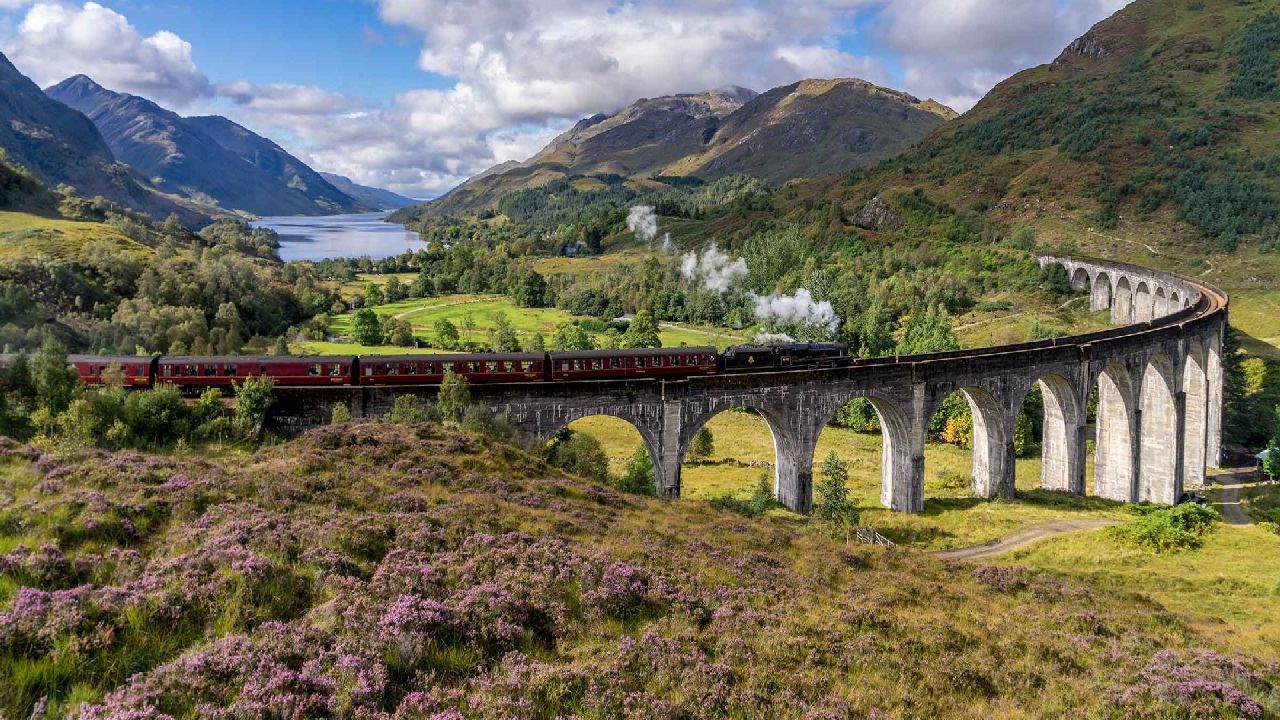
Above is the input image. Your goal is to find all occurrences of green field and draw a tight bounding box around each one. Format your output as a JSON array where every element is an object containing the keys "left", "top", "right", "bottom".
[{"left": 309, "top": 293, "right": 748, "bottom": 354}]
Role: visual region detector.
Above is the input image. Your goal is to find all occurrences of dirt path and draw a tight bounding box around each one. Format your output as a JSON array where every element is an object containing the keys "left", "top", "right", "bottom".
[
  {"left": 935, "top": 518, "right": 1120, "bottom": 562},
  {"left": 1211, "top": 471, "right": 1254, "bottom": 526},
  {"left": 392, "top": 296, "right": 492, "bottom": 321}
]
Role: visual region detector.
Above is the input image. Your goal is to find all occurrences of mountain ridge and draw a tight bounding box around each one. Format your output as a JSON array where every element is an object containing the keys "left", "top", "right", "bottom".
[
  {"left": 46, "top": 74, "right": 363, "bottom": 217},
  {"left": 318, "top": 171, "right": 417, "bottom": 210},
  {"left": 410, "top": 77, "right": 954, "bottom": 221},
  {"left": 0, "top": 55, "right": 206, "bottom": 223}
]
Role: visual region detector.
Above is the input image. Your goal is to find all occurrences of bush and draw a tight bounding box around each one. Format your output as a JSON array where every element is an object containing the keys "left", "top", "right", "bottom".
[
  {"left": 331, "top": 404, "right": 352, "bottom": 424},
  {"left": 438, "top": 372, "right": 470, "bottom": 423},
  {"left": 388, "top": 395, "right": 425, "bottom": 424},
  {"left": 124, "top": 385, "right": 190, "bottom": 447},
  {"left": 233, "top": 375, "right": 274, "bottom": 435},
  {"left": 545, "top": 429, "right": 609, "bottom": 484},
  {"left": 687, "top": 427, "right": 714, "bottom": 463},
  {"left": 616, "top": 444, "right": 656, "bottom": 495},
  {"left": 1107, "top": 503, "right": 1220, "bottom": 553}
]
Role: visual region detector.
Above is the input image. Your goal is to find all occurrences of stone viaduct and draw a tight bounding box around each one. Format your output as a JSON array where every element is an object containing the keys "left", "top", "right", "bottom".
[{"left": 270, "top": 254, "right": 1228, "bottom": 514}]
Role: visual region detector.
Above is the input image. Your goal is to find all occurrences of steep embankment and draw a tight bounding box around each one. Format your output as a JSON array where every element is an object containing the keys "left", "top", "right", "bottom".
[{"left": 1, "top": 423, "right": 1276, "bottom": 718}]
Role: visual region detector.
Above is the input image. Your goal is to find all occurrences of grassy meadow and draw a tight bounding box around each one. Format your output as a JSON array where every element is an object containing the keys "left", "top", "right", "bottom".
[
  {"left": 0, "top": 210, "right": 149, "bottom": 263},
  {"left": 306, "top": 291, "right": 748, "bottom": 355}
]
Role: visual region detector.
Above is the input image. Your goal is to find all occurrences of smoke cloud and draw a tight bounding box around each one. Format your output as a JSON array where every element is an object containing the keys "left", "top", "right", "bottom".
[
  {"left": 627, "top": 205, "right": 657, "bottom": 243},
  {"left": 753, "top": 288, "right": 841, "bottom": 337},
  {"left": 627, "top": 205, "right": 671, "bottom": 251},
  {"left": 680, "top": 244, "right": 748, "bottom": 293}
]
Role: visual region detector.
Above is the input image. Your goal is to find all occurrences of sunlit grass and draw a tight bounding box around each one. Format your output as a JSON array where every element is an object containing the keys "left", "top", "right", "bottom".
[
  {"left": 573, "top": 410, "right": 1118, "bottom": 551},
  {"left": 0, "top": 211, "right": 149, "bottom": 263},
  {"left": 308, "top": 293, "right": 746, "bottom": 354},
  {"left": 1000, "top": 523, "right": 1280, "bottom": 660}
]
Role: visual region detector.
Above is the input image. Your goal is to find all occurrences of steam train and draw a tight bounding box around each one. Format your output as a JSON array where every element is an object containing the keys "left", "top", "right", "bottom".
[{"left": 30, "top": 342, "right": 849, "bottom": 390}]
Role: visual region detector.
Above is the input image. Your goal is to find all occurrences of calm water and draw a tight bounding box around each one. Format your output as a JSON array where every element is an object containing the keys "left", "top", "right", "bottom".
[{"left": 253, "top": 212, "right": 426, "bottom": 262}]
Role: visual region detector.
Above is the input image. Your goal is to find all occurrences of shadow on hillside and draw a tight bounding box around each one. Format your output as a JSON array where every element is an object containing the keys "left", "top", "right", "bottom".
[{"left": 1013, "top": 488, "right": 1129, "bottom": 512}]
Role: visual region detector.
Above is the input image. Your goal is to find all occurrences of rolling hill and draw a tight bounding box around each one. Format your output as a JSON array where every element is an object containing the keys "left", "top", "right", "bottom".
[
  {"left": 46, "top": 75, "right": 363, "bottom": 217},
  {"left": 409, "top": 78, "right": 954, "bottom": 220}
]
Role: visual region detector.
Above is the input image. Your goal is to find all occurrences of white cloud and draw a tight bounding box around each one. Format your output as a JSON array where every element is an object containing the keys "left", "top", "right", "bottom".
[
  {"left": 879, "top": 0, "right": 1133, "bottom": 110},
  {"left": 0, "top": 0, "right": 1133, "bottom": 198},
  {"left": 2, "top": 1, "right": 209, "bottom": 104}
]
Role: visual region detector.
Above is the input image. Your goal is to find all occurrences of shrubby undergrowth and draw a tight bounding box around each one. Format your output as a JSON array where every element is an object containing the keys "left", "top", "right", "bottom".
[
  {"left": 1107, "top": 502, "right": 1221, "bottom": 553},
  {"left": 0, "top": 424, "right": 1276, "bottom": 718}
]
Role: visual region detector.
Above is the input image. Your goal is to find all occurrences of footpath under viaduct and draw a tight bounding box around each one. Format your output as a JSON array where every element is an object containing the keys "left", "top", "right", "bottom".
[{"left": 270, "top": 254, "right": 1228, "bottom": 514}]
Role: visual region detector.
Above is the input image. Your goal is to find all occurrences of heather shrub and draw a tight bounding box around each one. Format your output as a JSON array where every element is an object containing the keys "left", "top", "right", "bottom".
[{"left": 1107, "top": 503, "right": 1220, "bottom": 552}]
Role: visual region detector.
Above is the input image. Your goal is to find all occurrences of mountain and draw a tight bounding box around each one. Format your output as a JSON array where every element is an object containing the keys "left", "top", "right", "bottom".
[
  {"left": 794, "top": 0, "right": 1280, "bottom": 257},
  {"left": 46, "top": 75, "right": 362, "bottom": 217},
  {"left": 0, "top": 53, "right": 203, "bottom": 222},
  {"left": 318, "top": 171, "right": 417, "bottom": 210},
  {"left": 186, "top": 115, "right": 365, "bottom": 213},
  {"left": 415, "top": 79, "right": 953, "bottom": 220}
]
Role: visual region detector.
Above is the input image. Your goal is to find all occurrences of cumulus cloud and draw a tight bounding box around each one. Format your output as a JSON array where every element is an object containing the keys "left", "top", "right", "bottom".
[
  {"left": 0, "top": 0, "right": 1132, "bottom": 197},
  {"left": 2, "top": 1, "right": 209, "bottom": 104},
  {"left": 878, "top": 0, "right": 1133, "bottom": 110},
  {"left": 216, "top": 81, "right": 366, "bottom": 116}
]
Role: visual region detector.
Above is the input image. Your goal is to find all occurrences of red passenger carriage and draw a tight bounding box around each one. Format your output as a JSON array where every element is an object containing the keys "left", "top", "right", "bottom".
[
  {"left": 359, "top": 353, "right": 545, "bottom": 385},
  {"left": 158, "top": 356, "right": 357, "bottom": 388},
  {"left": 548, "top": 348, "right": 717, "bottom": 381},
  {"left": 67, "top": 355, "right": 156, "bottom": 387}
]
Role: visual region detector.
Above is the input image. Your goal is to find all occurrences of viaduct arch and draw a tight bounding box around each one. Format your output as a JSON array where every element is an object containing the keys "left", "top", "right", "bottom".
[{"left": 270, "top": 254, "right": 1228, "bottom": 514}]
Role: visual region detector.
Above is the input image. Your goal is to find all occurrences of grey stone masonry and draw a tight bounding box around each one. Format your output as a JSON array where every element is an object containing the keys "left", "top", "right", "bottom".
[{"left": 268, "top": 254, "right": 1228, "bottom": 514}]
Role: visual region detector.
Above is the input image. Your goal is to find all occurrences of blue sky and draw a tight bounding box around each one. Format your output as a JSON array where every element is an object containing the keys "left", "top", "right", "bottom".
[
  {"left": 0, "top": 0, "right": 1130, "bottom": 197},
  {"left": 111, "top": 0, "right": 445, "bottom": 103}
]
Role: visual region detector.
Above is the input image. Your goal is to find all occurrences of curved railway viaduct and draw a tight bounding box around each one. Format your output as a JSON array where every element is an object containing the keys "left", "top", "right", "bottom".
[{"left": 270, "top": 254, "right": 1228, "bottom": 514}]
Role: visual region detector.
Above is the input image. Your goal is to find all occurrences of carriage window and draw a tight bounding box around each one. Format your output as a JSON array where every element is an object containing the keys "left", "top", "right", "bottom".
[
  {"left": 163, "top": 365, "right": 173, "bottom": 377},
  {"left": 486, "top": 361, "right": 497, "bottom": 372},
  {"left": 591, "top": 358, "right": 602, "bottom": 370},
  {"left": 309, "top": 364, "right": 321, "bottom": 376},
  {"left": 560, "top": 361, "right": 570, "bottom": 371},
  {"left": 388, "top": 364, "right": 399, "bottom": 375},
  {"left": 185, "top": 364, "right": 198, "bottom": 377},
  {"left": 468, "top": 361, "right": 480, "bottom": 373},
  {"left": 364, "top": 366, "right": 373, "bottom": 376},
  {"left": 423, "top": 362, "right": 434, "bottom": 374},
  {"left": 635, "top": 357, "right": 645, "bottom": 368},
  {"left": 224, "top": 365, "right": 237, "bottom": 376},
  {"left": 331, "top": 364, "right": 343, "bottom": 376},
  {"left": 573, "top": 359, "right": 585, "bottom": 371},
  {"left": 610, "top": 358, "right": 620, "bottom": 369},
  {"left": 521, "top": 361, "right": 533, "bottom": 372}
]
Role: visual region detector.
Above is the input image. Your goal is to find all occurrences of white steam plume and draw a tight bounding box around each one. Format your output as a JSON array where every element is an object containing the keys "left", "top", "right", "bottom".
[
  {"left": 752, "top": 332, "right": 796, "bottom": 346},
  {"left": 752, "top": 288, "right": 841, "bottom": 337},
  {"left": 627, "top": 205, "right": 672, "bottom": 252},
  {"left": 627, "top": 205, "right": 657, "bottom": 243},
  {"left": 680, "top": 243, "right": 748, "bottom": 293}
]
